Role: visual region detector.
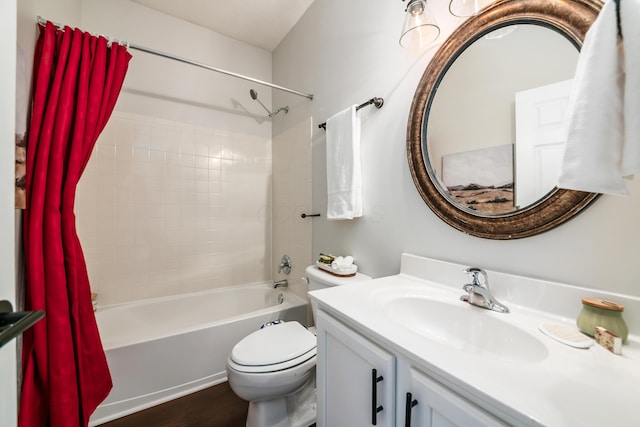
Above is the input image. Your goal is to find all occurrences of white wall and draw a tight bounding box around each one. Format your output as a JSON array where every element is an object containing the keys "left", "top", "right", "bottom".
[
  {"left": 274, "top": 0, "right": 640, "bottom": 299},
  {"left": 1, "top": 1, "right": 17, "bottom": 423},
  {"left": 81, "top": 0, "right": 273, "bottom": 133},
  {"left": 34, "top": 0, "right": 81, "bottom": 27}
]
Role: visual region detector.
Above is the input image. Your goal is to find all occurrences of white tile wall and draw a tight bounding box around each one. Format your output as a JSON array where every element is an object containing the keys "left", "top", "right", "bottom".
[{"left": 77, "top": 112, "right": 272, "bottom": 306}]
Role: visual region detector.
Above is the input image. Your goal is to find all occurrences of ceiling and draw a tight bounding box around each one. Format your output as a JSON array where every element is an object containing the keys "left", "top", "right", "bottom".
[{"left": 131, "top": 0, "right": 315, "bottom": 52}]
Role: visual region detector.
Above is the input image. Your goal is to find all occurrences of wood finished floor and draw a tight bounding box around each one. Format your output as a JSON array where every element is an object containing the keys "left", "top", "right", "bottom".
[
  {"left": 100, "top": 381, "right": 316, "bottom": 427},
  {"left": 101, "top": 382, "right": 247, "bottom": 427}
]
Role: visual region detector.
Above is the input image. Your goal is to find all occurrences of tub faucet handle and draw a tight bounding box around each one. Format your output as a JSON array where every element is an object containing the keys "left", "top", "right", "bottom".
[{"left": 278, "top": 255, "right": 292, "bottom": 275}]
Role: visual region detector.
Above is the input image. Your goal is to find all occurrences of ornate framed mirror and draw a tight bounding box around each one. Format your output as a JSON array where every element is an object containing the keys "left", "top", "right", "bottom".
[{"left": 407, "top": 0, "right": 602, "bottom": 239}]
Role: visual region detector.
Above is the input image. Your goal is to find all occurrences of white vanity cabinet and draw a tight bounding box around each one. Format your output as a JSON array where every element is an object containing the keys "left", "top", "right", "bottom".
[
  {"left": 316, "top": 309, "right": 508, "bottom": 427},
  {"left": 316, "top": 310, "right": 396, "bottom": 427},
  {"left": 401, "top": 365, "right": 507, "bottom": 427}
]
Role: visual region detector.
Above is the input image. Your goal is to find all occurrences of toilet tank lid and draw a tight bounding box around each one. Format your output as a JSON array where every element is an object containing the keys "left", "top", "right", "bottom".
[
  {"left": 230, "top": 321, "right": 316, "bottom": 366},
  {"left": 305, "top": 265, "right": 372, "bottom": 286}
]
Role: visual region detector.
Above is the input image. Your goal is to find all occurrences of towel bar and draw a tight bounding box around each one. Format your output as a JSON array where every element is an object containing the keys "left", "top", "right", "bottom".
[{"left": 319, "top": 97, "right": 384, "bottom": 129}]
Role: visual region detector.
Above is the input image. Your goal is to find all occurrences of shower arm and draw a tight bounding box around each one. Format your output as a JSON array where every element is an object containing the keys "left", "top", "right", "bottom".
[
  {"left": 254, "top": 97, "right": 273, "bottom": 116},
  {"left": 250, "top": 89, "right": 289, "bottom": 117}
]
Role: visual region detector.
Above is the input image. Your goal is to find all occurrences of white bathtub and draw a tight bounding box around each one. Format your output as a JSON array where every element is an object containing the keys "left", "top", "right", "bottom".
[{"left": 89, "top": 283, "right": 309, "bottom": 426}]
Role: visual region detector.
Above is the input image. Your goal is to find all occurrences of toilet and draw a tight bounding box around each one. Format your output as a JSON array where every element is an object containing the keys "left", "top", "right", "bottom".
[{"left": 226, "top": 264, "right": 372, "bottom": 427}]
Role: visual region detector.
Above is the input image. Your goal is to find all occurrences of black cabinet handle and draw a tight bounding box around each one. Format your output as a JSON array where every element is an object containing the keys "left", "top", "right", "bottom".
[
  {"left": 371, "top": 369, "right": 384, "bottom": 425},
  {"left": 405, "top": 392, "right": 418, "bottom": 427}
]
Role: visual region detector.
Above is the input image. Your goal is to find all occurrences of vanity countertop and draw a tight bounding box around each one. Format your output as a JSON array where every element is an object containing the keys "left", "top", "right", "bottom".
[{"left": 309, "top": 254, "right": 640, "bottom": 427}]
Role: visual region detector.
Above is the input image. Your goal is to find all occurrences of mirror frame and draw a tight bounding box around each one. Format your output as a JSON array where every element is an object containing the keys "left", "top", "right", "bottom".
[{"left": 407, "top": 0, "right": 602, "bottom": 239}]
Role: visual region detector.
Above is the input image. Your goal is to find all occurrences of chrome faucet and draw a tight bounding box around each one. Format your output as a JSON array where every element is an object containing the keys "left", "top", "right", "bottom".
[
  {"left": 460, "top": 267, "right": 509, "bottom": 313},
  {"left": 273, "top": 279, "right": 288, "bottom": 289}
]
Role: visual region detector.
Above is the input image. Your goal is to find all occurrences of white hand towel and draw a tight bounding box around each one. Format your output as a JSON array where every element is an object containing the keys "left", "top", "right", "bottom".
[
  {"left": 331, "top": 256, "right": 344, "bottom": 270},
  {"left": 326, "top": 105, "right": 363, "bottom": 219},
  {"left": 622, "top": 0, "right": 640, "bottom": 176},
  {"left": 558, "top": 0, "right": 627, "bottom": 195}
]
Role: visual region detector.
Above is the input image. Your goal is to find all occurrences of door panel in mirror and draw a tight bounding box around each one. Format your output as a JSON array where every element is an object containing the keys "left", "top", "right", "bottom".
[{"left": 514, "top": 79, "right": 573, "bottom": 207}]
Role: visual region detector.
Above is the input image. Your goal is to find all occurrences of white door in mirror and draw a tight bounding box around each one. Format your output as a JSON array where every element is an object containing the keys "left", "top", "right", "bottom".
[{"left": 515, "top": 79, "right": 573, "bottom": 208}]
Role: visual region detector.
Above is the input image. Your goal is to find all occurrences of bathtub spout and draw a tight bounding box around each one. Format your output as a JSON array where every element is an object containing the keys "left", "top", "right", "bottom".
[{"left": 273, "top": 279, "right": 288, "bottom": 288}]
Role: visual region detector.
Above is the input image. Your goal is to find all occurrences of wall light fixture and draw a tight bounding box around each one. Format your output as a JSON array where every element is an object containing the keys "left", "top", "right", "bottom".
[
  {"left": 400, "top": 0, "right": 496, "bottom": 49},
  {"left": 399, "top": 0, "right": 440, "bottom": 49},
  {"left": 448, "top": 0, "right": 493, "bottom": 18}
]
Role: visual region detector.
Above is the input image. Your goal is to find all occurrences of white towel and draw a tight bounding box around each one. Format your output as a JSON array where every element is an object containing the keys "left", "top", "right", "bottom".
[
  {"left": 558, "top": 0, "right": 640, "bottom": 195},
  {"left": 326, "top": 105, "right": 363, "bottom": 219},
  {"left": 622, "top": 0, "right": 640, "bottom": 176},
  {"left": 331, "top": 255, "right": 354, "bottom": 271},
  {"left": 558, "top": 0, "right": 625, "bottom": 194}
]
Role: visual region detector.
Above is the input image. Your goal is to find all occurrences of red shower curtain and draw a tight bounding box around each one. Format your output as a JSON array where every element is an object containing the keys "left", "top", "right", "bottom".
[{"left": 20, "top": 21, "right": 131, "bottom": 427}]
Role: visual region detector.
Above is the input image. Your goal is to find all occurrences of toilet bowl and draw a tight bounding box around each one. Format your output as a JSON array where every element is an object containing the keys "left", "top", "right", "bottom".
[
  {"left": 226, "top": 265, "right": 372, "bottom": 427},
  {"left": 226, "top": 321, "right": 317, "bottom": 427}
]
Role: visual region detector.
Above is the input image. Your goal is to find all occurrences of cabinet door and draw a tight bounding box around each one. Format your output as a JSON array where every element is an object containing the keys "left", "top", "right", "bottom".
[
  {"left": 404, "top": 368, "right": 507, "bottom": 427},
  {"left": 316, "top": 310, "right": 395, "bottom": 427}
]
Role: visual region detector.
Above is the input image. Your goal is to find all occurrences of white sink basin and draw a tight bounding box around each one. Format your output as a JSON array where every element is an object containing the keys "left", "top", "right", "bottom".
[{"left": 383, "top": 296, "right": 548, "bottom": 363}]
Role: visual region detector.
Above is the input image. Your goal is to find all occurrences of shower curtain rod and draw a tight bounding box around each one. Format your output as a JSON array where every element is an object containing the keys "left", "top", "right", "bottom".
[
  {"left": 128, "top": 44, "right": 314, "bottom": 100},
  {"left": 36, "top": 16, "right": 315, "bottom": 100}
]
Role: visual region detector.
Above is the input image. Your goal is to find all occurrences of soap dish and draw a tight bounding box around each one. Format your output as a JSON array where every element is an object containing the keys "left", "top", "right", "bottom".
[{"left": 539, "top": 323, "right": 594, "bottom": 349}]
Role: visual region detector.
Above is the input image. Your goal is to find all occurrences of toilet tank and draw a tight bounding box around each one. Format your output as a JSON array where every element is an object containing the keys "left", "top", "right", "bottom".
[
  {"left": 305, "top": 265, "right": 372, "bottom": 292},
  {"left": 306, "top": 265, "right": 372, "bottom": 325}
]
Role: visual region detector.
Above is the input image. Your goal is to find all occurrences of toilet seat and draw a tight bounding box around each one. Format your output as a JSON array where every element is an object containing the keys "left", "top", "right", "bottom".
[
  {"left": 229, "top": 321, "right": 317, "bottom": 373},
  {"left": 228, "top": 348, "right": 316, "bottom": 373}
]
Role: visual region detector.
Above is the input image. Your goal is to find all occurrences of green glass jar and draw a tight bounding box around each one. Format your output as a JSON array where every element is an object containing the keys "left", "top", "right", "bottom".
[{"left": 577, "top": 298, "right": 628, "bottom": 343}]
